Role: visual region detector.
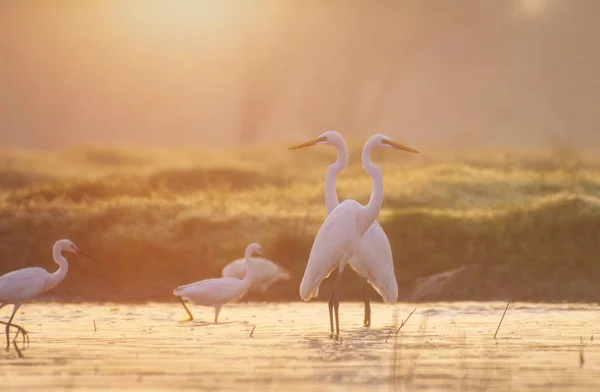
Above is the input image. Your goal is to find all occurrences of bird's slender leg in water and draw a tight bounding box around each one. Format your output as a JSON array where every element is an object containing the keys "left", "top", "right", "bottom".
[
  {"left": 179, "top": 298, "right": 194, "bottom": 321},
  {"left": 214, "top": 306, "right": 221, "bottom": 323},
  {"left": 4, "top": 304, "right": 21, "bottom": 351},
  {"left": 0, "top": 302, "right": 29, "bottom": 348},
  {"left": 328, "top": 268, "right": 345, "bottom": 340},
  {"left": 0, "top": 321, "right": 29, "bottom": 348},
  {"left": 328, "top": 295, "right": 334, "bottom": 338},
  {"left": 333, "top": 296, "right": 340, "bottom": 340},
  {"left": 13, "top": 338, "right": 23, "bottom": 358},
  {"left": 0, "top": 321, "right": 29, "bottom": 350},
  {"left": 363, "top": 279, "right": 371, "bottom": 327},
  {"left": 16, "top": 323, "right": 29, "bottom": 348}
]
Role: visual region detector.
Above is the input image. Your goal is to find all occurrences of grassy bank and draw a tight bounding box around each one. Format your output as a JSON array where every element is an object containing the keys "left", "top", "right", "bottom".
[{"left": 0, "top": 144, "right": 599, "bottom": 303}]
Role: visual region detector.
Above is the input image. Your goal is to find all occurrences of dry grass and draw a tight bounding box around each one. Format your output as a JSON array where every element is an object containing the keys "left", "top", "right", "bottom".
[{"left": 1, "top": 144, "right": 599, "bottom": 302}]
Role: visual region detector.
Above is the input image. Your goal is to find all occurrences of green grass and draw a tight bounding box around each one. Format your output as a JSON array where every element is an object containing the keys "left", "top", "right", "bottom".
[{"left": 0, "top": 144, "right": 599, "bottom": 303}]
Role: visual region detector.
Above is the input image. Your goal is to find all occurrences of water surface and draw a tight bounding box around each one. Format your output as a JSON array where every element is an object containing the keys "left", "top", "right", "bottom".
[{"left": 0, "top": 302, "right": 598, "bottom": 391}]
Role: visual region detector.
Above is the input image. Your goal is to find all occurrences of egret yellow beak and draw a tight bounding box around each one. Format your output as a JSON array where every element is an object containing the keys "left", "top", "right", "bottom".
[
  {"left": 288, "top": 136, "right": 327, "bottom": 150},
  {"left": 75, "top": 247, "right": 98, "bottom": 262},
  {"left": 382, "top": 139, "right": 419, "bottom": 153}
]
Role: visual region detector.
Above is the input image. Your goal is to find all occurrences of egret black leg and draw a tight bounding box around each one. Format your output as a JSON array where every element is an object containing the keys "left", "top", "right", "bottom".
[
  {"left": 328, "top": 268, "right": 345, "bottom": 340},
  {"left": 4, "top": 304, "right": 21, "bottom": 352},
  {"left": 14, "top": 322, "right": 30, "bottom": 348},
  {"left": 333, "top": 294, "right": 340, "bottom": 339},
  {"left": 178, "top": 298, "right": 194, "bottom": 321},
  {"left": 13, "top": 338, "right": 23, "bottom": 358},
  {"left": 0, "top": 321, "right": 29, "bottom": 353},
  {"left": 328, "top": 295, "right": 334, "bottom": 338},
  {"left": 17, "top": 325, "right": 30, "bottom": 348},
  {"left": 363, "top": 279, "right": 371, "bottom": 327},
  {"left": 214, "top": 306, "right": 221, "bottom": 323}
]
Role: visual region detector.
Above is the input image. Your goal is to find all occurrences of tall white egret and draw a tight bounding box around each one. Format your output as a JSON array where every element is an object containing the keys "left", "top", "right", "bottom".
[
  {"left": 0, "top": 239, "right": 95, "bottom": 352},
  {"left": 221, "top": 257, "right": 290, "bottom": 294},
  {"left": 173, "top": 243, "right": 264, "bottom": 323},
  {"left": 296, "top": 134, "right": 418, "bottom": 338},
  {"left": 290, "top": 131, "right": 401, "bottom": 327}
]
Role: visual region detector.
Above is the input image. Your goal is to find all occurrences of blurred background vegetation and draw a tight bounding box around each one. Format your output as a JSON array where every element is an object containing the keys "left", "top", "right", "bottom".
[
  {"left": 1, "top": 1, "right": 599, "bottom": 303},
  {"left": 0, "top": 145, "right": 598, "bottom": 302}
]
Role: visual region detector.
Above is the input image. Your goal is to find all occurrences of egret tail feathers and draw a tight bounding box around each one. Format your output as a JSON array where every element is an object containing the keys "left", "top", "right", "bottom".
[
  {"left": 368, "top": 277, "right": 398, "bottom": 304},
  {"left": 173, "top": 287, "right": 184, "bottom": 296}
]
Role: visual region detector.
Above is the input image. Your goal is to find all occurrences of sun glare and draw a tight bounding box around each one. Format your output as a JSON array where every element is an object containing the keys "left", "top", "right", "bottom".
[
  {"left": 106, "top": 0, "right": 236, "bottom": 34},
  {"left": 514, "top": 0, "right": 549, "bottom": 18}
]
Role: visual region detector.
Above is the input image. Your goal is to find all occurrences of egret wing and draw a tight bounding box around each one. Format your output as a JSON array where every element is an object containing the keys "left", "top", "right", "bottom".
[
  {"left": 222, "top": 258, "right": 285, "bottom": 293},
  {"left": 0, "top": 267, "right": 51, "bottom": 304},
  {"left": 221, "top": 259, "right": 247, "bottom": 280},
  {"left": 174, "top": 277, "right": 247, "bottom": 306},
  {"left": 350, "top": 221, "right": 398, "bottom": 303},
  {"left": 299, "top": 200, "right": 361, "bottom": 300}
]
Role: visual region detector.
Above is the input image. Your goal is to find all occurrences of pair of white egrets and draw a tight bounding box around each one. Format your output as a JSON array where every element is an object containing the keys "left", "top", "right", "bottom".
[
  {"left": 292, "top": 132, "right": 418, "bottom": 338},
  {"left": 0, "top": 132, "right": 417, "bottom": 354},
  {"left": 172, "top": 132, "right": 418, "bottom": 339}
]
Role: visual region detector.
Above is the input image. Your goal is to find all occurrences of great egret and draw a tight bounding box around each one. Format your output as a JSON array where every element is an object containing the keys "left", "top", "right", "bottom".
[
  {"left": 0, "top": 239, "right": 95, "bottom": 352},
  {"left": 173, "top": 243, "right": 264, "bottom": 323},
  {"left": 221, "top": 257, "right": 290, "bottom": 294},
  {"left": 296, "top": 134, "right": 418, "bottom": 338},
  {"left": 289, "top": 131, "right": 399, "bottom": 327}
]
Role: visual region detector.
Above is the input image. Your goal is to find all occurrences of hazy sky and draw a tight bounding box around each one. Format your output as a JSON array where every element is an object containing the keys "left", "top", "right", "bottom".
[{"left": 1, "top": 0, "right": 598, "bottom": 150}]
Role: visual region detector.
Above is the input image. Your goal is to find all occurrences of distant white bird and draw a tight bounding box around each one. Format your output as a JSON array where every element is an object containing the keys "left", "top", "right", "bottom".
[
  {"left": 221, "top": 257, "right": 290, "bottom": 294},
  {"left": 173, "top": 243, "right": 264, "bottom": 323},
  {"left": 295, "top": 134, "right": 418, "bottom": 338},
  {"left": 0, "top": 239, "right": 95, "bottom": 352},
  {"left": 289, "top": 131, "right": 400, "bottom": 327}
]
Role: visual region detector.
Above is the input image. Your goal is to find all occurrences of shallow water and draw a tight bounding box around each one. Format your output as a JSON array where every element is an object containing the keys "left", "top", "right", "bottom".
[{"left": 0, "top": 302, "right": 598, "bottom": 391}]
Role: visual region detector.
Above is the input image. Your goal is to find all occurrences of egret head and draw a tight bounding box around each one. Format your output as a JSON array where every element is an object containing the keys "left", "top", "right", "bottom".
[
  {"left": 288, "top": 131, "right": 344, "bottom": 150},
  {"left": 246, "top": 242, "right": 264, "bottom": 258},
  {"left": 368, "top": 134, "right": 419, "bottom": 153},
  {"left": 54, "top": 239, "right": 96, "bottom": 261},
  {"left": 55, "top": 239, "right": 79, "bottom": 254}
]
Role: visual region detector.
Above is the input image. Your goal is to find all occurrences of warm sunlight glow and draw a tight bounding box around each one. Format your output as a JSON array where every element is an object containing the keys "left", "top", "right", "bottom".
[
  {"left": 115, "top": 0, "right": 234, "bottom": 28},
  {"left": 2, "top": 1, "right": 597, "bottom": 149},
  {"left": 514, "top": 0, "right": 549, "bottom": 18}
]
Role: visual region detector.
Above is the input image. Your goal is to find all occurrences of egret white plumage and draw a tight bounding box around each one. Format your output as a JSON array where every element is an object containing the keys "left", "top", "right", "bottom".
[
  {"left": 294, "top": 134, "right": 418, "bottom": 338},
  {"left": 173, "top": 243, "right": 264, "bottom": 323},
  {"left": 222, "top": 257, "right": 290, "bottom": 294},
  {"left": 0, "top": 239, "right": 95, "bottom": 352},
  {"left": 289, "top": 131, "right": 400, "bottom": 327}
]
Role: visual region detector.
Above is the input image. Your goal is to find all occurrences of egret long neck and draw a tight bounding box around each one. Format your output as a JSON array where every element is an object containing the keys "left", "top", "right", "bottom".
[
  {"left": 361, "top": 142, "right": 384, "bottom": 235},
  {"left": 47, "top": 246, "right": 69, "bottom": 291},
  {"left": 242, "top": 250, "right": 256, "bottom": 288},
  {"left": 325, "top": 141, "right": 349, "bottom": 214}
]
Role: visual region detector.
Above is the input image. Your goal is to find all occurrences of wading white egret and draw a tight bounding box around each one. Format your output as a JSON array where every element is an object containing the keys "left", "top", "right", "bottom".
[
  {"left": 173, "top": 243, "right": 264, "bottom": 323},
  {"left": 222, "top": 257, "right": 290, "bottom": 294},
  {"left": 294, "top": 134, "right": 418, "bottom": 338},
  {"left": 289, "top": 131, "right": 399, "bottom": 327},
  {"left": 0, "top": 239, "right": 95, "bottom": 352}
]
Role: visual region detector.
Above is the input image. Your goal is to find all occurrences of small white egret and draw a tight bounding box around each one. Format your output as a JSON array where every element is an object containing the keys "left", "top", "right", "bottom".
[
  {"left": 289, "top": 131, "right": 400, "bottom": 327},
  {"left": 221, "top": 257, "right": 290, "bottom": 294},
  {"left": 295, "top": 134, "right": 418, "bottom": 338},
  {"left": 173, "top": 243, "right": 264, "bottom": 323},
  {"left": 0, "top": 239, "right": 95, "bottom": 352}
]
